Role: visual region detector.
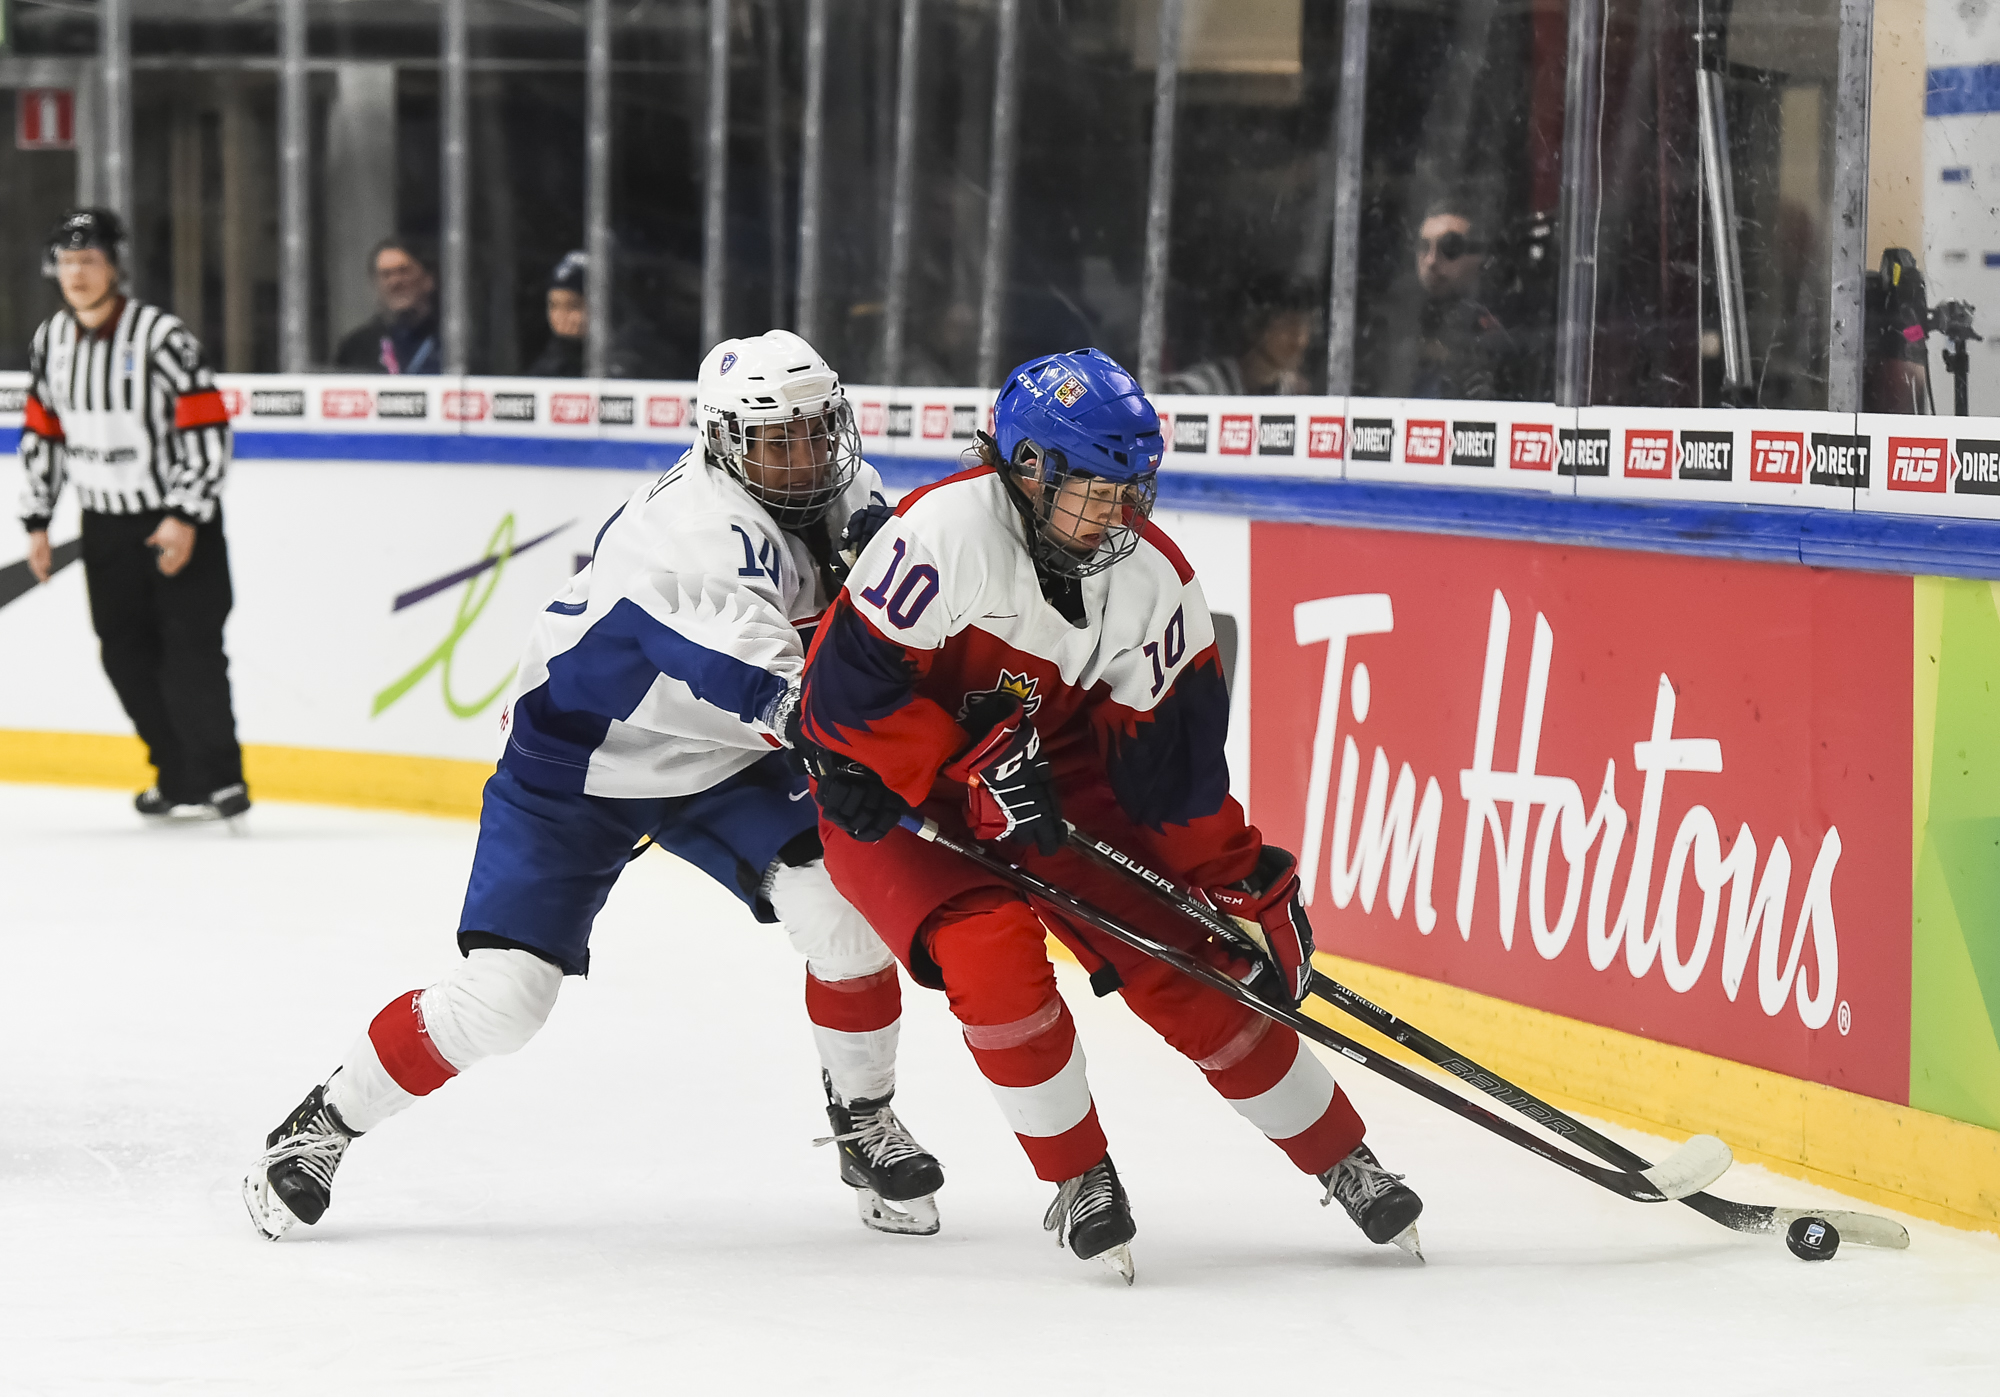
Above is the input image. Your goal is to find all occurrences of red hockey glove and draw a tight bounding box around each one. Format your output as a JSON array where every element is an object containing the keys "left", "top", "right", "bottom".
[
  {"left": 1204, "top": 845, "right": 1315, "bottom": 1008},
  {"left": 941, "top": 698, "right": 1063, "bottom": 857}
]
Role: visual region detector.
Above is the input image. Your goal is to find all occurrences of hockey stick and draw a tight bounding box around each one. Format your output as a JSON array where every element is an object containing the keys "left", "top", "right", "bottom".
[
  {"left": 898, "top": 814, "right": 1728, "bottom": 1206},
  {"left": 1060, "top": 825, "right": 1912, "bottom": 1251}
]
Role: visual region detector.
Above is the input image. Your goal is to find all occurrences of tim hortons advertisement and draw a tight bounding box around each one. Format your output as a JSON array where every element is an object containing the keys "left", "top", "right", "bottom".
[{"left": 1249, "top": 524, "right": 1912, "bottom": 1103}]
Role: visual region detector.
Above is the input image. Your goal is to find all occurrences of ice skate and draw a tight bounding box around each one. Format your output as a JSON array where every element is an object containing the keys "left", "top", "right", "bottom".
[
  {"left": 816, "top": 1072, "right": 944, "bottom": 1236},
  {"left": 242, "top": 1084, "right": 359, "bottom": 1240},
  {"left": 1320, "top": 1142, "right": 1424, "bottom": 1260},
  {"left": 134, "top": 786, "right": 172, "bottom": 817},
  {"left": 166, "top": 782, "right": 251, "bottom": 823},
  {"left": 1044, "top": 1155, "right": 1136, "bottom": 1284}
]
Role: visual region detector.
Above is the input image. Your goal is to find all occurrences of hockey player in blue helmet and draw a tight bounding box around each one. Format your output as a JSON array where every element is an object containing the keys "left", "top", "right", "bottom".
[
  {"left": 797, "top": 348, "right": 1424, "bottom": 1283},
  {"left": 989, "top": 348, "right": 1164, "bottom": 587}
]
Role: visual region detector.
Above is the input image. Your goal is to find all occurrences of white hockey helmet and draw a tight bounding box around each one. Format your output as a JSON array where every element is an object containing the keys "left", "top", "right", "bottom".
[{"left": 696, "top": 329, "right": 862, "bottom": 529}]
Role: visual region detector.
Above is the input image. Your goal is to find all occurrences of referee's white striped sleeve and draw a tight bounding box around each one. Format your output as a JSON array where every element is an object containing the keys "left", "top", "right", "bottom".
[
  {"left": 17, "top": 319, "right": 67, "bottom": 527},
  {"left": 152, "top": 319, "right": 231, "bottom": 522}
]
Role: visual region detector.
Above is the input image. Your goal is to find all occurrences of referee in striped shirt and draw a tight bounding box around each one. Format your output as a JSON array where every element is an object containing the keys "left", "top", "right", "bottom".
[{"left": 18, "top": 209, "right": 249, "bottom": 821}]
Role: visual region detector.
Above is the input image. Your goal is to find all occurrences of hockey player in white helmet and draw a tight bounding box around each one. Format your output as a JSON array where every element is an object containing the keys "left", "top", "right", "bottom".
[{"left": 244, "top": 330, "right": 942, "bottom": 1240}]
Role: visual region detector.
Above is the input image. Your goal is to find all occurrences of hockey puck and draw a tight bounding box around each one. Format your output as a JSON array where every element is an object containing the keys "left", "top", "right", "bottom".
[{"left": 1785, "top": 1215, "right": 1839, "bottom": 1261}]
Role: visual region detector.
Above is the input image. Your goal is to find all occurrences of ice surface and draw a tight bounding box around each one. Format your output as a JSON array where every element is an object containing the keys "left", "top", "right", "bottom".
[{"left": 2, "top": 782, "right": 1996, "bottom": 1395}]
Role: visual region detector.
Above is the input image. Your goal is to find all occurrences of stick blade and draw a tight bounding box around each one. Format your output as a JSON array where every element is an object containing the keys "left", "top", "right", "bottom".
[
  {"left": 1768, "top": 1207, "right": 1911, "bottom": 1250},
  {"left": 1640, "top": 1134, "right": 1733, "bottom": 1200}
]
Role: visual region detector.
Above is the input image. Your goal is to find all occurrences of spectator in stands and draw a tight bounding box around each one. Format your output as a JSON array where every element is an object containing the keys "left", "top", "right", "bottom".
[
  {"left": 527, "top": 250, "right": 670, "bottom": 379},
  {"left": 1161, "top": 275, "right": 1315, "bottom": 396},
  {"left": 1403, "top": 196, "right": 1514, "bottom": 400},
  {"left": 334, "top": 239, "right": 441, "bottom": 375}
]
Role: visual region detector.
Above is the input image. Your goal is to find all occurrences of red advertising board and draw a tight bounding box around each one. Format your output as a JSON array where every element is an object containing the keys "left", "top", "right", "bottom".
[{"left": 1249, "top": 524, "right": 1911, "bottom": 1103}]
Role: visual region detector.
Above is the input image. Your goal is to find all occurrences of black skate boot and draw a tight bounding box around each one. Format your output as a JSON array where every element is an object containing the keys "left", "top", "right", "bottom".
[
  {"left": 242, "top": 1084, "right": 360, "bottom": 1240},
  {"left": 169, "top": 783, "right": 251, "bottom": 822},
  {"left": 134, "top": 786, "right": 172, "bottom": 817},
  {"left": 1320, "top": 1142, "right": 1424, "bottom": 1259},
  {"left": 816, "top": 1072, "right": 944, "bottom": 1236},
  {"left": 1044, "top": 1155, "right": 1136, "bottom": 1284}
]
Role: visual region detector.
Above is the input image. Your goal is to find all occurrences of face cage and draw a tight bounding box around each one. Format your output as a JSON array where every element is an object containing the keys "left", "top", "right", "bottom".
[
  {"left": 1013, "top": 442, "right": 1159, "bottom": 579},
  {"left": 709, "top": 398, "right": 862, "bottom": 529}
]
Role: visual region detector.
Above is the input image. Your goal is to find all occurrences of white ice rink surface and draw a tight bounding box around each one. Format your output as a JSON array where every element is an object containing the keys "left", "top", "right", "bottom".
[{"left": 3, "top": 783, "right": 1998, "bottom": 1396}]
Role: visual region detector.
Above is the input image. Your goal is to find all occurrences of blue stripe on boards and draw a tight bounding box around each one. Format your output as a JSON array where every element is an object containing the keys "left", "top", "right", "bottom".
[
  {"left": 1928, "top": 64, "right": 2000, "bottom": 116},
  {"left": 1155, "top": 473, "right": 2000, "bottom": 581},
  {"left": 71, "top": 426, "right": 2000, "bottom": 580},
  {"left": 232, "top": 430, "right": 691, "bottom": 470}
]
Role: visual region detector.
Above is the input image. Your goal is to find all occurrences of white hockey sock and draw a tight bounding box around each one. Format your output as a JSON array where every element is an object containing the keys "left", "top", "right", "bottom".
[
  {"left": 813, "top": 1016, "right": 900, "bottom": 1104},
  {"left": 325, "top": 1034, "right": 417, "bottom": 1136}
]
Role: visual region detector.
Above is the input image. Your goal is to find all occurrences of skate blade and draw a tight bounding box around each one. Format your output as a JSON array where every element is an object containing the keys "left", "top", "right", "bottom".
[
  {"left": 1387, "top": 1224, "right": 1424, "bottom": 1262},
  {"left": 241, "top": 1171, "right": 298, "bottom": 1241},
  {"left": 855, "top": 1188, "right": 940, "bottom": 1236},
  {"left": 1096, "top": 1243, "right": 1136, "bottom": 1285}
]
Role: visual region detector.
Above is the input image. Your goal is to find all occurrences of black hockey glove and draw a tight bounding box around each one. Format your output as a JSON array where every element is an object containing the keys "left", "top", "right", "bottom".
[
  {"left": 839, "top": 503, "right": 897, "bottom": 572},
  {"left": 1205, "top": 844, "right": 1315, "bottom": 1008},
  {"left": 802, "top": 744, "right": 911, "bottom": 843},
  {"left": 942, "top": 697, "right": 1063, "bottom": 857}
]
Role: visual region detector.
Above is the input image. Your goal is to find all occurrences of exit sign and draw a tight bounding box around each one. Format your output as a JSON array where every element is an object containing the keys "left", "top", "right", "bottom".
[{"left": 17, "top": 89, "right": 75, "bottom": 150}]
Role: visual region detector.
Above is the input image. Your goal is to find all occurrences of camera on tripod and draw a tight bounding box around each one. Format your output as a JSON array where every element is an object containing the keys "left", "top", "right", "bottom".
[{"left": 1866, "top": 248, "right": 1981, "bottom": 415}]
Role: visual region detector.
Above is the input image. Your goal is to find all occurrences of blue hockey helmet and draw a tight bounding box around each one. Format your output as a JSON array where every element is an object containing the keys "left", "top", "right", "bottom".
[{"left": 990, "top": 349, "right": 1164, "bottom": 577}]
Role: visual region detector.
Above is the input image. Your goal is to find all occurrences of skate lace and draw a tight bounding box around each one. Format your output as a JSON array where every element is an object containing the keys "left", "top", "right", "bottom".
[
  {"left": 1042, "top": 1162, "right": 1116, "bottom": 1249},
  {"left": 813, "top": 1105, "right": 928, "bottom": 1168},
  {"left": 1322, "top": 1151, "right": 1406, "bottom": 1211},
  {"left": 255, "top": 1112, "right": 350, "bottom": 1191}
]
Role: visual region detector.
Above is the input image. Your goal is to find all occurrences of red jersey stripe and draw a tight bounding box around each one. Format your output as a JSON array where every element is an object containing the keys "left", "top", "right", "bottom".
[
  {"left": 1137, "top": 518, "right": 1194, "bottom": 584},
  {"left": 22, "top": 395, "right": 64, "bottom": 441},
  {"left": 173, "top": 388, "right": 230, "bottom": 430},
  {"left": 894, "top": 463, "right": 996, "bottom": 516}
]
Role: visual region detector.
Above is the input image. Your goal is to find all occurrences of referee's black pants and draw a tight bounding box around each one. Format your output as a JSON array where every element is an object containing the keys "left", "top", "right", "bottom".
[{"left": 81, "top": 508, "right": 245, "bottom": 802}]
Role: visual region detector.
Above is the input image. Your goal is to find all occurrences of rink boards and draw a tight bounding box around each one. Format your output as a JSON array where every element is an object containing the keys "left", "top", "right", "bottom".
[{"left": 1, "top": 375, "right": 1997, "bottom": 1234}]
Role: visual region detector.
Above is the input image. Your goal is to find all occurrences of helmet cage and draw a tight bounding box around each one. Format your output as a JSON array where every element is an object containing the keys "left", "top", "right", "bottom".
[
  {"left": 1009, "top": 437, "right": 1158, "bottom": 579},
  {"left": 705, "top": 396, "right": 862, "bottom": 529}
]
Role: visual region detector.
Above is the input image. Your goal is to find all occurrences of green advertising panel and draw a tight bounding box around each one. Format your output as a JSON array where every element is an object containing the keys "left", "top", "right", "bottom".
[{"left": 1911, "top": 578, "right": 2000, "bottom": 1131}]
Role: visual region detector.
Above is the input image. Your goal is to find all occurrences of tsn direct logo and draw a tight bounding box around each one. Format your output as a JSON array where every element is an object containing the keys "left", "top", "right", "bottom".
[{"left": 1509, "top": 423, "right": 1556, "bottom": 471}]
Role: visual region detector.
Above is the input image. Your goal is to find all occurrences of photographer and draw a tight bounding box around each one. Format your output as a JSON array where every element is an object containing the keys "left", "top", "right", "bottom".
[
  {"left": 1402, "top": 197, "right": 1515, "bottom": 401},
  {"left": 18, "top": 210, "right": 248, "bottom": 821}
]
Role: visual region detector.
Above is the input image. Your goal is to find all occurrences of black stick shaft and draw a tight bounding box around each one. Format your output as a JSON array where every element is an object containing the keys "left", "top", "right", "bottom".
[
  {"left": 902, "top": 816, "right": 1675, "bottom": 1203},
  {"left": 1056, "top": 825, "right": 1909, "bottom": 1244}
]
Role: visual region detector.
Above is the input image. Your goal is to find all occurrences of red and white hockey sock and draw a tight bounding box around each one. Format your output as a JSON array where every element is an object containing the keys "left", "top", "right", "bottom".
[
  {"left": 324, "top": 990, "right": 448, "bottom": 1134},
  {"left": 964, "top": 995, "right": 1106, "bottom": 1183},
  {"left": 929, "top": 894, "right": 1108, "bottom": 1182},
  {"left": 325, "top": 948, "right": 562, "bottom": 1134},
  {"left": 1199, "top": 1017, "right": 1364, "bottom": 1175},
  {"left": 805, "top": 965, "right": 902, "bottom": 1103},
  {"left": 773, "top": 859, "right": 907, "bottom": 1103}
]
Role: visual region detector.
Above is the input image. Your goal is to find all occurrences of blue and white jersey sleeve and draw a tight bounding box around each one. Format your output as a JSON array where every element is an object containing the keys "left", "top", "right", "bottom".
[{"left": 500, "top": 455, "right": 815, "bottom": 799}]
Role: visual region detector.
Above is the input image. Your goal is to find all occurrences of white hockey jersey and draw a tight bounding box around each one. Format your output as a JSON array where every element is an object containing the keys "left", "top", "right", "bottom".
[{"left": 498, "top": 447, "right": 885, "bottom": 799}]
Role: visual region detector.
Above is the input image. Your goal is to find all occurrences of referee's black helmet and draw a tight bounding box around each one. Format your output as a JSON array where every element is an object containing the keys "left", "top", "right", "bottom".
[{"left": 43, "top": 208, "right": 128, "bottom": 277}]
